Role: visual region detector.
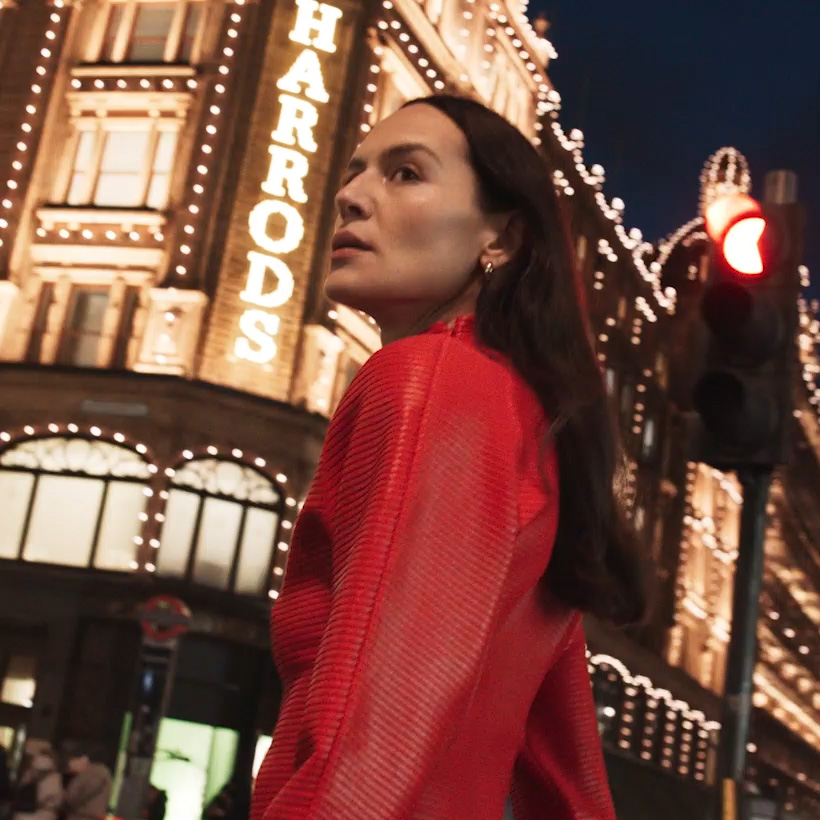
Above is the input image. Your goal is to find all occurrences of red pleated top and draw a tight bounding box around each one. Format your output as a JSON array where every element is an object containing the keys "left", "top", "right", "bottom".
[{"left": 250, "top": 315, "right": 616, "bottom": 820}]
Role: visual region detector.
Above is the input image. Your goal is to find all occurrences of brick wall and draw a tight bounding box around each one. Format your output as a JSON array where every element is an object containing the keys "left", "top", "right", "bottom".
[{"left": 0, "top": 1, "right": 70, "bottom": 275}]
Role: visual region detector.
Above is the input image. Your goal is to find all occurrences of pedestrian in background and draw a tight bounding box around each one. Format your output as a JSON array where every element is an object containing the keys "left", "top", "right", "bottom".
[
  {"left": 60, "top": 744, "right": 111, "bottom": 820},
  {"left": 11, "top": 746, "right": 62, "bottom": 820},
  {"left": 251, "top": 94, "right": 647, "bottom": 820}
]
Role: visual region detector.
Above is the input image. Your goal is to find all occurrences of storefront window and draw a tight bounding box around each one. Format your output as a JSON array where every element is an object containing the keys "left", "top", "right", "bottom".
[
  {"left": 1, "top": 655, "right": 37, "bottom": 707},
  {"left": 0, "top": 436, "right": 150, "bottom": 570},
  {"left": 157, "top": 459, "right": 283, "bottom": 595},
  {"left": 113, "top": 715, "right": 238, "bottom": 820}
]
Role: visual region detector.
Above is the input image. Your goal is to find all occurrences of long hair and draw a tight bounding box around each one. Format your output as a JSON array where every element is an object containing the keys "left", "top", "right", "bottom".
[{"left": 403, "top": 95, "right": 648, "bottom": 625}]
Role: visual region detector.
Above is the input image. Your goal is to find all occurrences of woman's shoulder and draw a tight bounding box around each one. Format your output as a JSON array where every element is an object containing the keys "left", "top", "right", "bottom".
[{"left": 355, "top": 330, "right": 519, "bottom": 413}]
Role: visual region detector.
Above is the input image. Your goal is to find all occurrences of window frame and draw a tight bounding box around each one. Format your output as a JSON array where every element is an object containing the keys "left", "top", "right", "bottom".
[
  {"left": 59, "top": 117, "right": 180, "bottom": 211},
  {"left": 26, "top": 270, "right": 150, "bottom": 369},
  {"left": 56, "top": 285, "right": 110, "bottom": 368},
  {"left": 156, "top": 459, "right": 285, "bottom": 597},
  {"left": 642, "top": 416, "right": 658, "bottom": 461},
  {"left": 0, "top": 436, "right": 150, "bottom": 571},
  {"left": 89, "top": 0, "right": 207, "bottom": 65}
]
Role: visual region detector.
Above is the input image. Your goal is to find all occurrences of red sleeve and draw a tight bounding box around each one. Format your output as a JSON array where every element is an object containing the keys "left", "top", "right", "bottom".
[
  {"left": 265, "top": 333, "right": 525, "bottom": 820},
  {"left": 510, "top": 622, "right": 617, "bottom": 820}
]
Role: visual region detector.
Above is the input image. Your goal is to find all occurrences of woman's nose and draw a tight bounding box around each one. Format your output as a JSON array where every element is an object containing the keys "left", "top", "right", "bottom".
[{"left": 335, "top": 176, "right": 373, "bottom": 222}]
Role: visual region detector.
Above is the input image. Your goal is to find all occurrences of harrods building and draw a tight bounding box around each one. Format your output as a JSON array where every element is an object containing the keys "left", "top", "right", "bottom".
[{"left": 0, "top": 0, "right": 818, "bottom": 818}]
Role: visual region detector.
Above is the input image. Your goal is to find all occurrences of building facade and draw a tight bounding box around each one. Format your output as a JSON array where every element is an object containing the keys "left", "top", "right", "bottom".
[{"left": 0, "top": 0, "right": 818, "bottom": 818}]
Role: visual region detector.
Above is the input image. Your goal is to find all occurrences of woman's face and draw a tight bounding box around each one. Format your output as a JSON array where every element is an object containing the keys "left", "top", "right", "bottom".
[{"left": 325, "top": 104, "right": 504, "bottom": 337}]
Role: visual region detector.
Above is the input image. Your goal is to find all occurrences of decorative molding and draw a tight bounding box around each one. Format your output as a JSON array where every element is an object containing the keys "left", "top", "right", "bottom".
[
  {"left": 71, "top": 65, "right": 197, "bottom": 79},
  {"left": 66, "top": 89, "right": 193, "bottom": 118},
  {"left": 33, "top": 265, "right": 155, "bottom": 285},
  {"left": 30, "top": 243, "right": 165, "bottom": 267},
  {"left": 134, "top": 287, "right": 208, "bottom": 377},
  {"left": 37, "top": 207, "right": 167, "bottom": 230}
]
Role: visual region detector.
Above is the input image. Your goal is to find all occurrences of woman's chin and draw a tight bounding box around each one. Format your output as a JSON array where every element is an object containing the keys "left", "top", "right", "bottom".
[{"left": 324, "top": 269, "right": 369, "bottom": 311}]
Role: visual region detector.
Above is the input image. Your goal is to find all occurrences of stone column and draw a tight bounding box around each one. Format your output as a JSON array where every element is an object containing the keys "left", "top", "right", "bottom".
[{"left": 0, "top": 280, "right": 21, "bottom": 359}]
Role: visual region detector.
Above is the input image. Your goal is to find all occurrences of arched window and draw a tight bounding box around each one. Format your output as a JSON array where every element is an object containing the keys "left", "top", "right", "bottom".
[
  {"left": 0, "top": 436, "right": 150, "bottom": 570},
  {"left": 156, "top": 459, "right": 282, "bottom": 595}
]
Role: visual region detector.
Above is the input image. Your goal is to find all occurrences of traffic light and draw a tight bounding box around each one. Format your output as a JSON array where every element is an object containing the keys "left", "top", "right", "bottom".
[{"left": 692, "top": 194, "right": 804, "bottom": 468}]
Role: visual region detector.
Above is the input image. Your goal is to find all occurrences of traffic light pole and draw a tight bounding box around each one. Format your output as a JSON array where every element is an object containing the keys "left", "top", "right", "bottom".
[{"left": 715, "top": 467, "right": 772, "bottom": 820}]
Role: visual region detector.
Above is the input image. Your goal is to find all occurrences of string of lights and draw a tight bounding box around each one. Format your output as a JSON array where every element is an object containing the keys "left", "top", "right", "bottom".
[
  {"left": 165, "top": 0, "right": 248, "bottom": 284},
  {"left": 0, "top": 0, "right": 67, "bottom": 254},
  {"left": 0, "top": 421, "right": 297, "bottom": 598},
  {"left": 588, "top": 650, "right": 719, "bottom": 781}
]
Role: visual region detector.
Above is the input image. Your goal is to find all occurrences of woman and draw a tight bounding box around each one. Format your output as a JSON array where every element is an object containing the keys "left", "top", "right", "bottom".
[{"left": 251, "top": 95, "right": 647, "bottom": 820}]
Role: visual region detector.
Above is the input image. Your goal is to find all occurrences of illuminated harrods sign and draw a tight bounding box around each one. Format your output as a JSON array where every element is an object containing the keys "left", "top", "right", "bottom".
[{"left": 234, "top": 0, "right": 343, "bottom": 364}]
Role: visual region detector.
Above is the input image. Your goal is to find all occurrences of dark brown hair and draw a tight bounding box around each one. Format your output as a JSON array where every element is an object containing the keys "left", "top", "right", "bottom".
[{"left": 403, "top": 95, "right": 648, "bottom": 625}]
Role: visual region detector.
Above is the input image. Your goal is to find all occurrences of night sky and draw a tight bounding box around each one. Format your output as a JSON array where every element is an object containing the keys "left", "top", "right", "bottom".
[{"left": 538, "top": 0, "right": 820, "bottom": 301}]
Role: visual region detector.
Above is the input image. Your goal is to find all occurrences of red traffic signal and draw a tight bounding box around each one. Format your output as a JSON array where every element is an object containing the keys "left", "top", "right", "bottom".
[
  {"left": 693, "top": 198, "right": 804, "bottom": 468},
  {"left": 705, "top": 195, "right": 784, "bottom": 279},
  {"left": 722, "top": 216, "right": 766, "bottom": 275}
]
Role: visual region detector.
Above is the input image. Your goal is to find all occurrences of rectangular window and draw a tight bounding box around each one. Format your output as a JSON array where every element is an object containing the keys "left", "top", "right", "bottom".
[
  {"left": 64, "top": 125, "right": 178, "bottom": 210},
  {"left": 101, "top": 1, "right": 204, "bottom": 64},
  {"left": 129, "top": 3, "right": 176, "bottom": 62},
  {"left": 93, "top": 481, "right": 144, "bottom": 570},
  {"left": 67, "top": 131, "right": 96, "bottom": 205},
  {"left": 95, "top": 131, "right": 152, "bottom": 207},
  {"left": 59, "top": 288, "right": 109, "bottom": 367},
  {"left": 193, "top": 498, "right": 243, "bottom": 590},
  {"left": 23, "top": 475, "right": 104, "bottom": 566},
  {"left": 0, "top": 471, "right": 35, "bottom": 559},
  {"left": 1, "top": 656, "right": 37, "bottom": 708},
  {"left": 28, "top": 282, "right": 141, "bottom": 369},
  {"left": 642, "top": 417, "right": 657, "bottom": 459},
  {"left": 234, "top": 508, "right": 278, "bottom": 596}
]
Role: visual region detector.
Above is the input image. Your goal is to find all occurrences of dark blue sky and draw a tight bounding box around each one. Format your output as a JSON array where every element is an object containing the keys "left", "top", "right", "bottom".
[{"left": 538, "top": 0, "right": 820, "bottom": 299}]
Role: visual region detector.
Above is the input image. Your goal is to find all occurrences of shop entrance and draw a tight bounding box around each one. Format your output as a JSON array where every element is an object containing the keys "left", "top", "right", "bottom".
[{"left": 113, "top": 714, "right": 239, "bottom": 820}]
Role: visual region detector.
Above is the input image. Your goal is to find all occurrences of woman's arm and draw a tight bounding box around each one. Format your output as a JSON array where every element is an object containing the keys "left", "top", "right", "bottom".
[
  {"left": 261, "top": 334, "right": 536, "bottom": 820},
  {"left": 509, "top": 623, "right": 617, "bottom": 820}
]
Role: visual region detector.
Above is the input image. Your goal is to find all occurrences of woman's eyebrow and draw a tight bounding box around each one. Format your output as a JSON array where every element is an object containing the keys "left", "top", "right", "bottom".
[{"left": 345, "top": 142, "right": 442, "bottom": 175}]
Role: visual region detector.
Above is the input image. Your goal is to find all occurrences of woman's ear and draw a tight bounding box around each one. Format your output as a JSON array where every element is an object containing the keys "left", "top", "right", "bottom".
[{"left": 481, "top": 213, "right": 524, "bottom": 269}]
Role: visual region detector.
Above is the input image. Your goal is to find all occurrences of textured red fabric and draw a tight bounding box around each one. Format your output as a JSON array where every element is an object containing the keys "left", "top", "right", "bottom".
[{"left": 251, "top": 315, "right": 616, "bottom": 820}]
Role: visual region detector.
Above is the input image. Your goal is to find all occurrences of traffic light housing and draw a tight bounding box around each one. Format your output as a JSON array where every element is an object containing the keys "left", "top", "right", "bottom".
[{"left": 692, "top": 196, "right": 804, "bottom": 469}]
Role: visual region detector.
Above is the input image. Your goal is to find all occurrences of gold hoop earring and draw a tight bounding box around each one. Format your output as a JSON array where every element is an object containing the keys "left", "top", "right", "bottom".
[{"left": 483, "top": 261, "right": 494, "bottom": 281}]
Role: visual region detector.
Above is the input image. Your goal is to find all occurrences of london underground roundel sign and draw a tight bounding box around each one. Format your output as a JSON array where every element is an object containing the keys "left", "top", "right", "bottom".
[{"left": 139, "top": 595, "right": 191, "bottom": 643}]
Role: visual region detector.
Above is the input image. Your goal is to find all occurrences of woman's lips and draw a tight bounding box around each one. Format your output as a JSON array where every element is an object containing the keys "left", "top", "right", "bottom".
[{"left": 330, "top": 246, "right": 371, "bottom": 260}]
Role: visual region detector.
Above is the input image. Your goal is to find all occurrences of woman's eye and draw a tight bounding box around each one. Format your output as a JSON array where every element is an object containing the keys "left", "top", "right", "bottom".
[{"left": 391, "top": 165, "right": 420, "bottom": 182}]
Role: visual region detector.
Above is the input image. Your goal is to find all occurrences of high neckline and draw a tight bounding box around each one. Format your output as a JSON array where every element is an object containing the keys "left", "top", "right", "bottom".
[{"left": 424, "top": 315, "right": 476, "bottom": 338}]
